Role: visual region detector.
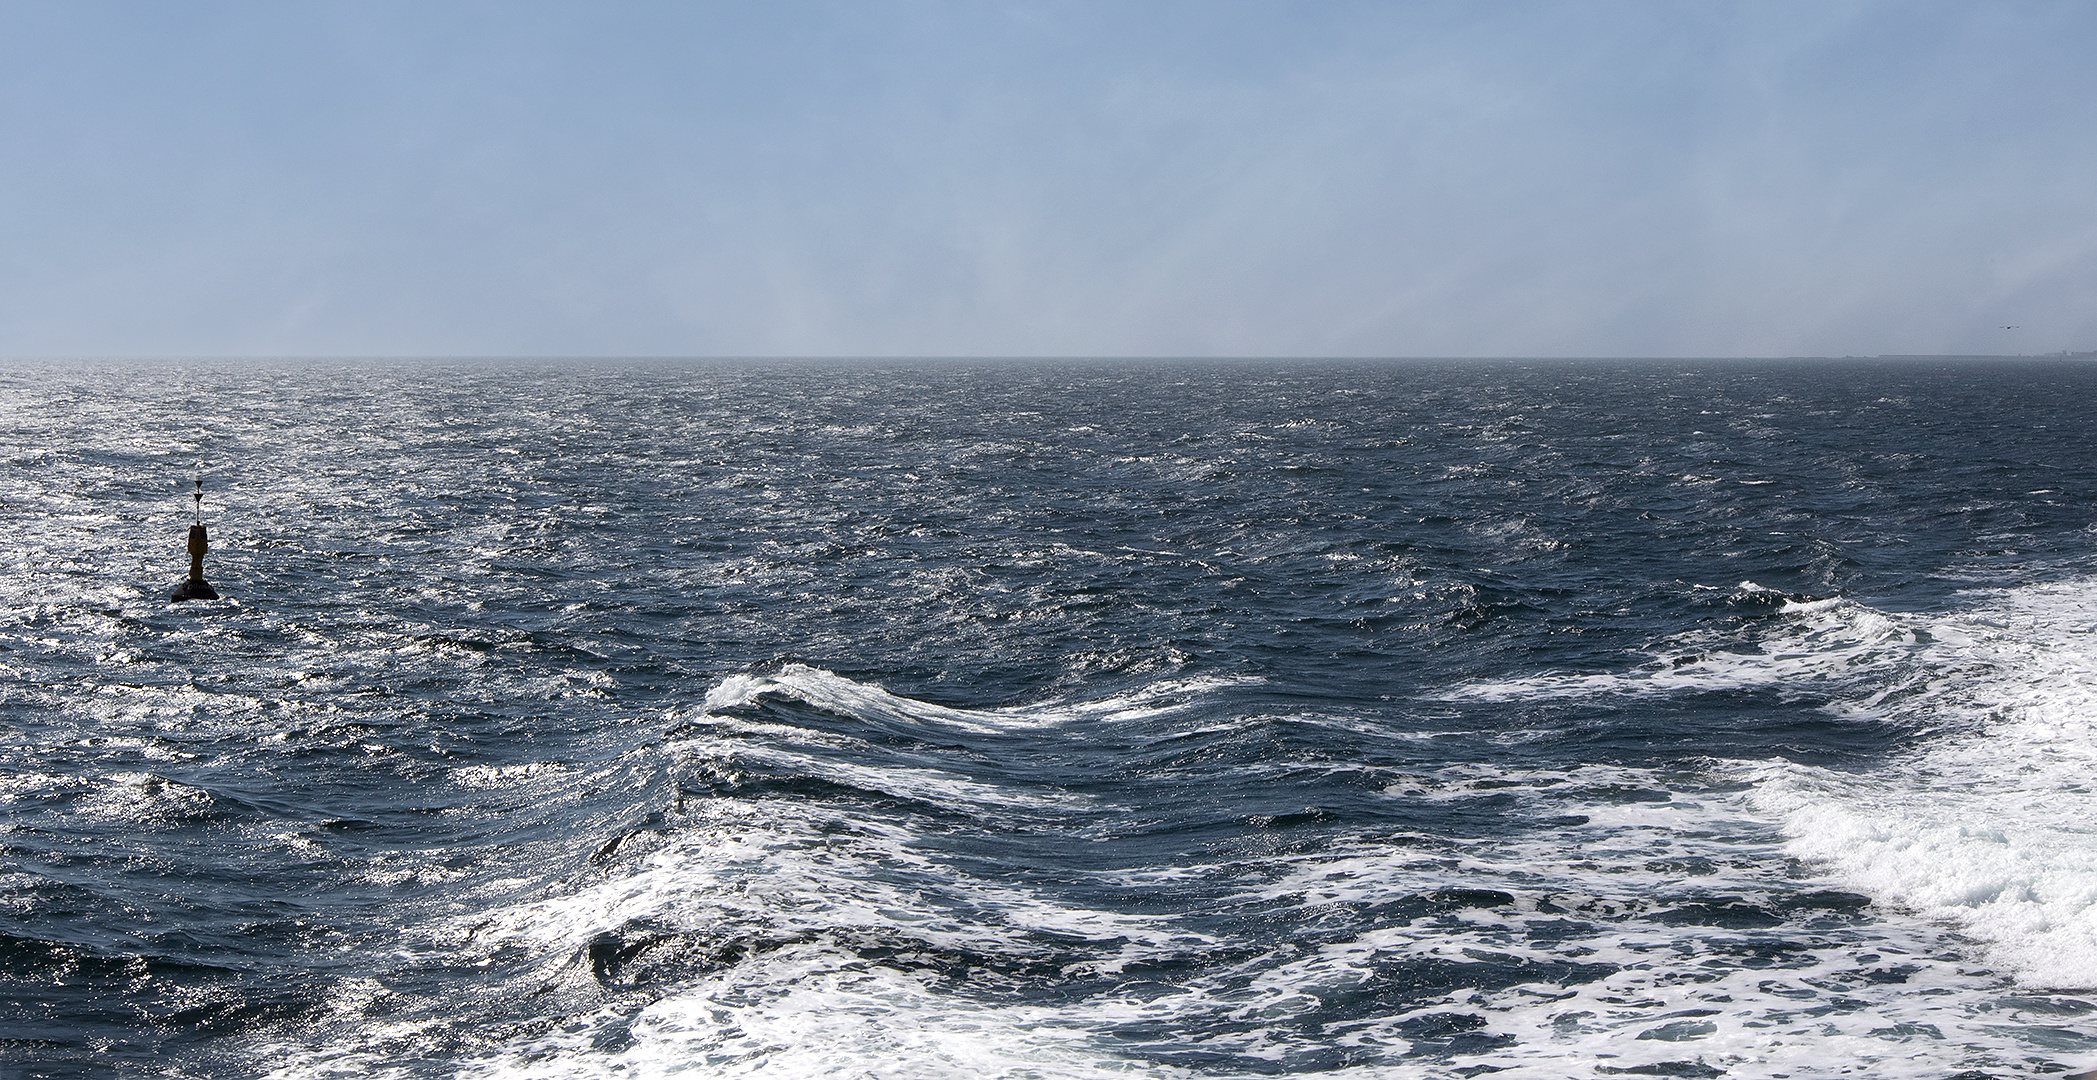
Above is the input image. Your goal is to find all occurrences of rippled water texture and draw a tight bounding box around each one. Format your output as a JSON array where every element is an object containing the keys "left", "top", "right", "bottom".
[{"left": 5, "top": 358, "right": 2097, "bottom": 1079}]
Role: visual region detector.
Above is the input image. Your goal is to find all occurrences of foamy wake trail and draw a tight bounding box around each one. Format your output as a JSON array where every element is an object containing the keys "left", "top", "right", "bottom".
[
  {"left": 260, "top": 660, "right": 2097, "bottom": 1078},
  {"left": 1747, "top": 577, "right": 2097, "bottom": 989},
  {"left": 1442, "top": 576, "right": 2097, "bottom": 988}
]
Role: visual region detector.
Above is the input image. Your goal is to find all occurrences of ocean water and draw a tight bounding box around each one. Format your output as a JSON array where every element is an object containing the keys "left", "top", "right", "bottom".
[{"left": 4, "top": 357, "right": 2097, "bottom": 1079}]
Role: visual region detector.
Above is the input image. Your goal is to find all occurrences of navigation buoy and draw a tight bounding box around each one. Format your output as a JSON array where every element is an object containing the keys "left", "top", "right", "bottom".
[{"left": 170, "top": 469, "right": 219, "bottom": 602}]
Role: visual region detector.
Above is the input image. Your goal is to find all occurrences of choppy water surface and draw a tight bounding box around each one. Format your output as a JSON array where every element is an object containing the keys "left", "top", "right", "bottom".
[{"left": 5, "top": 358, "right": 2097, "bottom": 1079}]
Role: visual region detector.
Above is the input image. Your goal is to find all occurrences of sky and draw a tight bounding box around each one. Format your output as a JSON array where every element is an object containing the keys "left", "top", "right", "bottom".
[{"left": 1, "top": 0, "right": 2094, "bottom": 359}]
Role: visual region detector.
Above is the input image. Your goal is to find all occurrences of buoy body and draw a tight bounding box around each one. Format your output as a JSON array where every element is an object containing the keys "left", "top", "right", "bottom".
[{"left": 171, "top": 523, "right": 218, "bottom": 602}]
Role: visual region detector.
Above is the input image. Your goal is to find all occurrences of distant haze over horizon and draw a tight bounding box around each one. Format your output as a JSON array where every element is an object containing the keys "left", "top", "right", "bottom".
[{"left": 3, "top": 1, "right": 2093, "bottom": 360}]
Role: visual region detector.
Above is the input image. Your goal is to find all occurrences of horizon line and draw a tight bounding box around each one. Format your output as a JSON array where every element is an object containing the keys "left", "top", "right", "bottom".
[{"left": 4, "top": 351, "right": 2097, "bottom": 364}]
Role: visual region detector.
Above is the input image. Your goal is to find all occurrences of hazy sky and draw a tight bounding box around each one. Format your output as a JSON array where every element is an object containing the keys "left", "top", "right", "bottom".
[{"left": 3, "top": 1, "right": 2093, "bottom": 358}]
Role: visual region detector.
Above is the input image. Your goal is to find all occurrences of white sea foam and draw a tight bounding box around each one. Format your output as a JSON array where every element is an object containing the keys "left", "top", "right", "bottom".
[
  {"left": 272, "top": 949, "right": 1185, "bottom": 1080},
  {"left": 73, "top": 770, "right": 217, "bottom": 824},
  {"left": 1450, "top": 573, "right": 2097, "bottom": 990},
  {"left": 471, "top": 948, "right": 1162, "bottom": 1080},
  {"left": 1743, "top": 576, "right": 2097, "bottom": 990}
]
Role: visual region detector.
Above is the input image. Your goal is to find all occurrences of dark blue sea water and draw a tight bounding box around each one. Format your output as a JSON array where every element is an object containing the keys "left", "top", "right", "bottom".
[{"left": 5, "top": 358, "right": 2097, "bottom": 1079}]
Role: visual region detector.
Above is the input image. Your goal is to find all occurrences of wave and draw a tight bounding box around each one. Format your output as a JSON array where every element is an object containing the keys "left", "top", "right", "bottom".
[
  {"left": 261, "top": 667, "right": 1246, "bottom": 1079},
  {"left": 704, "top": 662, "right": 1262, "bottom": 731},
  {"left": 1445, "top": 582, "right": 1923, "bottom": 703}
]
